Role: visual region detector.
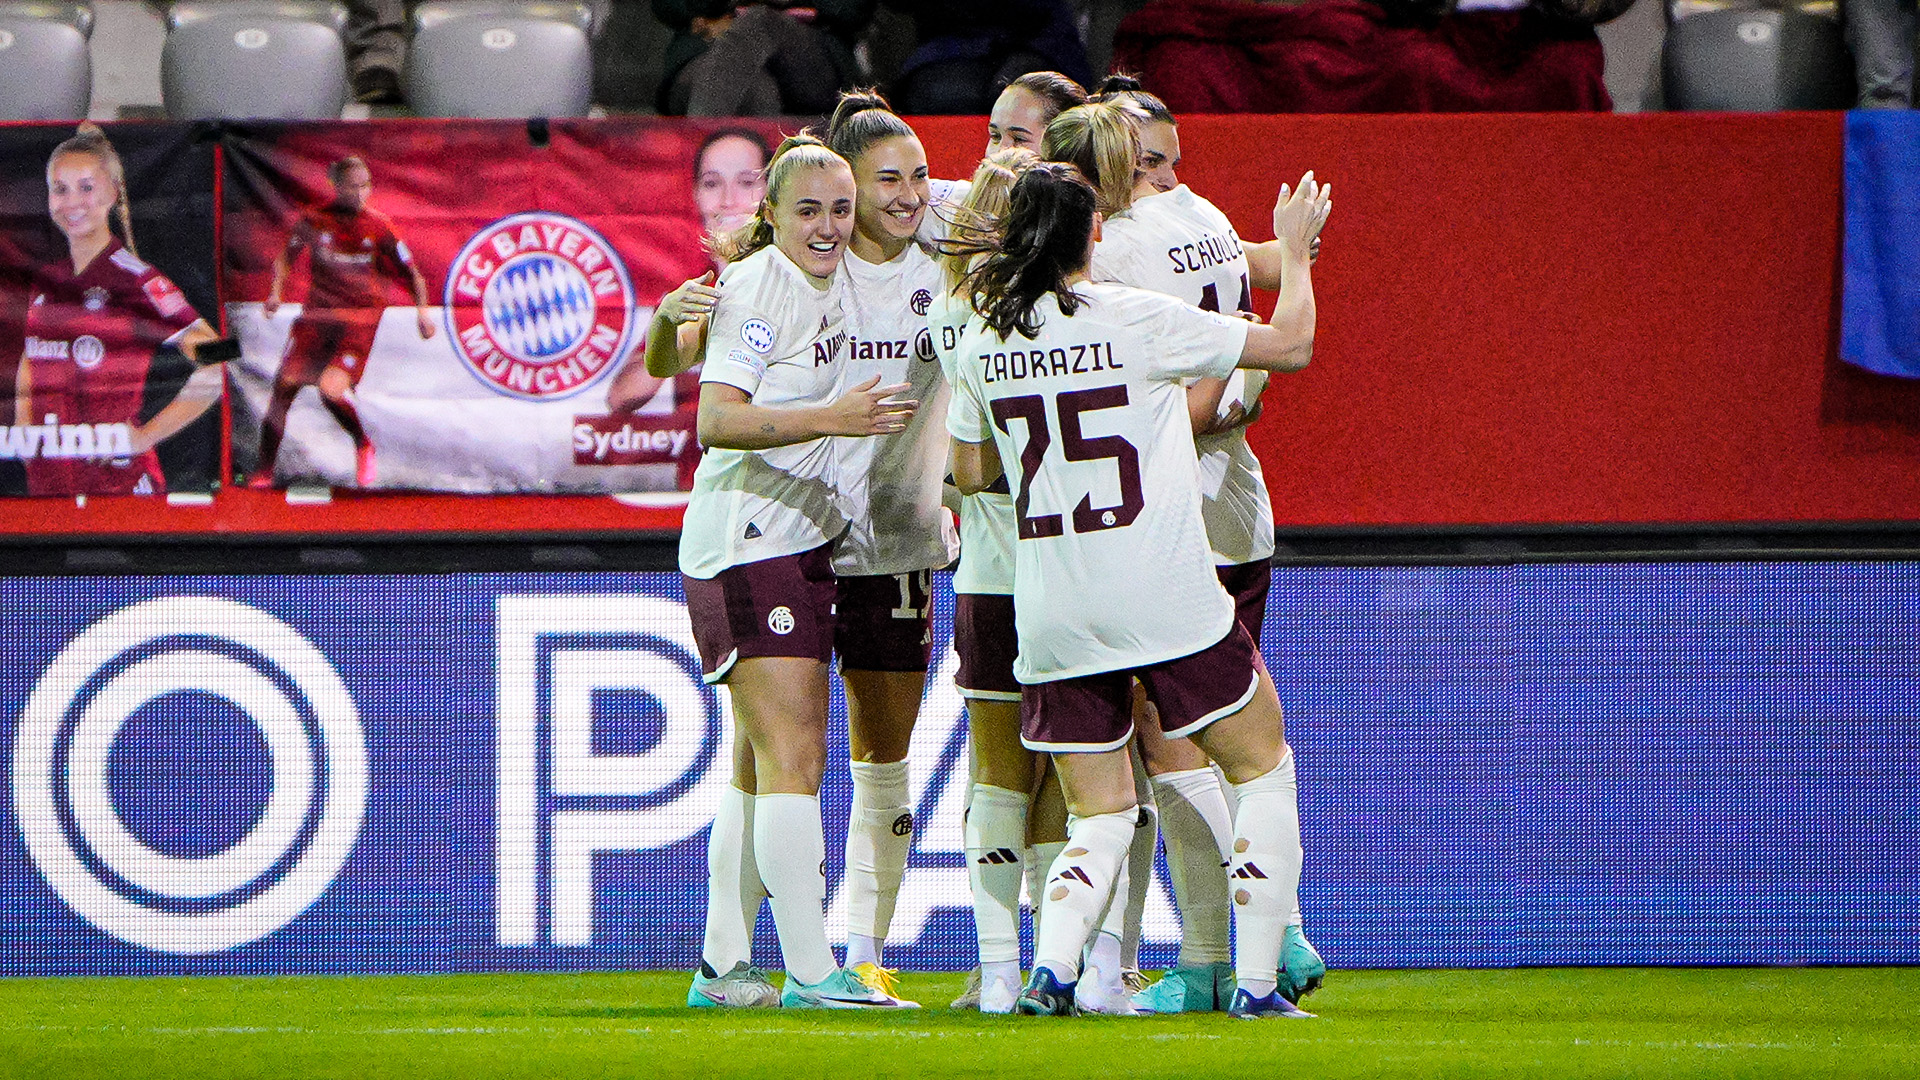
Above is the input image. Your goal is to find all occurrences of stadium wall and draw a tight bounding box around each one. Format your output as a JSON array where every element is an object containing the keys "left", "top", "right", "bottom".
[
  {"left": 3, "top": 564, "right": 1914, "bottom": 975},
  {"left": 3, "top": 112, "right": 1917, "bottom": 539}
]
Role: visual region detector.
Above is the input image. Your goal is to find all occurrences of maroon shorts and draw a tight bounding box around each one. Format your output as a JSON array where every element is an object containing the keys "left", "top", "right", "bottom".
[
  {"left": 954, "top": 592, "right": 1019, "bottom": 701},
  {"left": 683, "top": 543, "right": 836, "bottom": 684},
  {"left": 1217, "top": 560, "right": 1272, "bottom": 640},
  {"left": 1020, "top": 623, "right": 1262, "bottom": 752},
  {"left": 282, "top": 310, "right": 381, "bottom": 389},
  {"left": 835, "top": 570, "right": 934, "bottom": 673}
]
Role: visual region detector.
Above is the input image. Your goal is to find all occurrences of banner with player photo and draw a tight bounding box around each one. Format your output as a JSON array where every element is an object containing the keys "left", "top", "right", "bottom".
[
  {"left": 221, "top": 119, "right": 784, "bottom": 494},
  {"left": 0, "top": 123, "right": 222, "bottom": 498}
]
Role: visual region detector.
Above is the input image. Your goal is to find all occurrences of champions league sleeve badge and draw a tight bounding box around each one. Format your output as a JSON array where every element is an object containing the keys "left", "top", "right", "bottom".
[{"left": 445, "top": 213, "right": 637, "bottom": 401}]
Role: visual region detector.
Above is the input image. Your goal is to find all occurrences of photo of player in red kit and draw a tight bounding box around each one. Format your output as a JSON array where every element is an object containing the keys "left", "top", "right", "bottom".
[
  {"left": 250, "top": 155, "right": 434, "bottom": 489},
  {"left": 11, "top": 124, "right": 226, "bottom": 497}
]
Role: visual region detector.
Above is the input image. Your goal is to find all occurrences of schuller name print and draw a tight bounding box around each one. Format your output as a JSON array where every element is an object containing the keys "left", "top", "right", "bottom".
[{"left": 445, "top": 213, "right": 637, "bottom": 401}]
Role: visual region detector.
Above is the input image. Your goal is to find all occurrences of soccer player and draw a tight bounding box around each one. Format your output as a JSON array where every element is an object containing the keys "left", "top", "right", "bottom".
[
  {"left": 930, "top": 147, "right": 1046, "bottom": 1014},
  {"left": 1052, "top": 91, "right": 1333, "bottom": 1012},
  {"left": 14, "top": 124, "right": 227, "bottom": 497},
  {"left": 252, "top": 155, "right": 434, "bottom": 489},
  {"left": 946, "top": 161, "right": 1329, "bottom": 1019},
  {"left": 815, "top": 91, "right": 963, "bottom": 997},
  {"left": 986, "top": 71, "right": 1089, "bottom": 156},
  {"left": 678, "top": 135, "right": 918, "bottom": 1010}
]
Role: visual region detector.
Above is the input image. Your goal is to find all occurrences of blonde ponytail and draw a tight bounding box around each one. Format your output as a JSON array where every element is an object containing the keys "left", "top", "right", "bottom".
[{"left": 1040, "top": 102, "right": 1141, "bottom": 218}]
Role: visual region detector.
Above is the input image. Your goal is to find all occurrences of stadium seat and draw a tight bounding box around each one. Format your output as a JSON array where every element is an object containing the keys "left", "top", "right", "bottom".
[
  {"left": 162, "top": 1, "right": 349, "bottom": 120},
  {"left": 0, "top": 2, "right": 93, "bottom": 121},
  {"left": 1663, "top": 1, "right": 1855, "bottom": 110},
  {"left": 406, "top": 2, "right": 594, "bottom": 118}
]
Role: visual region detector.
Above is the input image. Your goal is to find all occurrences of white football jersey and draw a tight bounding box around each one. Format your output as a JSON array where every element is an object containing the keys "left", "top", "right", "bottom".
[
  {"left": 679, "top": 244, "right": 852, "bottom": 579},
  {"left": 947, "top": 283, "right": 1251, "bottom": 682},
  {"left": 931, "top": 287, "right": 1015, "bottom": 596},
  {"left": 916, "top": 178, "right": 974, "bottom": 246},
  {"left": 1093, "top": 186, "right": 1277, "bottom": 566},
  {"left": 833, "top": 243, "right": 960, "bottom": 576}
]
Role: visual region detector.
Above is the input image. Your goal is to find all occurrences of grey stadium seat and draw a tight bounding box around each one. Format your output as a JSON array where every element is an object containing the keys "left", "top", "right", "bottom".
[
  {"left": 407, "top": 2, "right": 594, "bottom": 118},
  {"left": 163, "top": 1, "right": 349, "bottom": 120},
  {"left": 0, "top": 2, "right": 93, "bottom": 121},
  {"left": 1663, "top": 1, "right": 1855, "bottom": 110}
]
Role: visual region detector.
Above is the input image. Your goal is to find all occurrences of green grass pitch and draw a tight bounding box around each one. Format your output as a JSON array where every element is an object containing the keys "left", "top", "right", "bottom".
[{"left": 1, "top": 969, "right": 1915, "bottom": 1079}]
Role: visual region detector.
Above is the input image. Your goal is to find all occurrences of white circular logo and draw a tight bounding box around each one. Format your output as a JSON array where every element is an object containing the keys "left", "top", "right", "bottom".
[
  {"left": 83, "top": 286, "right": 108, "bottom": 312},
  {"left": 482, "top": 28, "right": 517, "bottom": 50},
  {"left": 12, "top": 597, "right": 366, "bottom": 954},
  {"left": 235, "top": 28, "right": 271, "bottom": 50},
  {"left": 0, "top": 30, "right": 16, "bottom": 51},
  {"left": 445, "top": 212, "right": 637, "bottom": 401},
  {"left": 1738, "top": 20, "right": 1772, "bottom": 43},
  {"left": 767, "top": 607, "right": 795, "bottom": 635},
  {"left": 72, "top": 335, "right": 106, "bottom": 370},
  {"left": 741, "top": 318, "right": 777, "bottom": 354}
]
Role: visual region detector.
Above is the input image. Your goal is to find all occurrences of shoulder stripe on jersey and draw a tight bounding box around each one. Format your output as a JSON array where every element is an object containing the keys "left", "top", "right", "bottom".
[{"left": 109, "top": 248, "right": 151, "bottom": 275}]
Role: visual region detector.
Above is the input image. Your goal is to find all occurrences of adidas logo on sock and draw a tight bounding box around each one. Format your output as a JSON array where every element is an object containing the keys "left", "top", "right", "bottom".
[
  {"left": 975, "top": 848, "right": 1020, "bottom": 865},
  {"left": 1055, "top": 866, "right": 1093, "bottom": 887},
  {"left": 1232, "top": 862, "right": 1269, "bottom": 880}
]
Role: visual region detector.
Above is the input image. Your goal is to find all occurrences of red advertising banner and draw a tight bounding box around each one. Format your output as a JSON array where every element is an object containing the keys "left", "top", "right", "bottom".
[
  {"left": 221, "top": 119, "right": 778, "bottom": 494},
  {"left": 0, "top": 123, "right": 222, "bottom": 498}
]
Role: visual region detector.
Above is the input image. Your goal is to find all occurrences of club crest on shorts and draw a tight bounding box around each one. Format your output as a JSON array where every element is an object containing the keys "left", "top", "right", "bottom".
[
  {"left": 445, "top": 212, "right": 636, "bottom": 401},
  {"left": 767, "top": 606, "right": 796, "bottom": 635}
]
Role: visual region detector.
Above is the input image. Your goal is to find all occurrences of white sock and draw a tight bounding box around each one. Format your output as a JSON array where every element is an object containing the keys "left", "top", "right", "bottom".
[
  {"left": 753, "top": 793, "right": 839, "bottom": 985},
  {"left": 1290, "top": 906, "right": 1305, "bottom": 929},
  {"left": 966, "top": 783, "right": 1029, "bottom": 965},
  {"left": 1026, "top": 840, "right": 1065, "bottom": 917},
  {"left": 1152, "top": 767, "right": 1235, "bottom": 967},
  {"left": 1091, "top": 829, "right": 1132, "bottom": 984},
  {"left": 1031, "top": 810, "right": 1135, "bottom": 983},
  {"left": 844, "top": 758, "right": 912, "bottom": 966},
  {"left": 1229, "top": 751, "right": 1302, "bottom": 1000},
  {"left": 700, "top": 785, "right": 765, "bottom": 973},
  {"left": 1120, "top": 801, "right": 1155, "bottom": 971}
]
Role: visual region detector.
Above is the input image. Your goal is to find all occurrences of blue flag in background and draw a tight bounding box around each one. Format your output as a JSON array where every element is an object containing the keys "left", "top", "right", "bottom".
[{"left": 1843, "top": 111, "right": 1920, "bottom": 378}]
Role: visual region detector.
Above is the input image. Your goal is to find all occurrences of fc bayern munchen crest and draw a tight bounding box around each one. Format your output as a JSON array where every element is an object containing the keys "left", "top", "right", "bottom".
[{"left": 444, "top": 212, "right": 636, "bottom": 401}]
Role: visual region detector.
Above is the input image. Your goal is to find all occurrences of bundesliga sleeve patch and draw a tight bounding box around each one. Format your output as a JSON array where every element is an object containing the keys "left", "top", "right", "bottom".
[
  {"left": 741, "top": 318, "right": 777, "bottom": 354},
  {"left": 142, "top": 277, "right": 190, "bottom": 319}
]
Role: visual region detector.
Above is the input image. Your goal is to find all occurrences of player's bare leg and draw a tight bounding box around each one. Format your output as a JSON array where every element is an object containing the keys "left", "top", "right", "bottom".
[
  {"left": 1018, "top": 747, "right": 1136, "bottom": 1015},
  {"left": 317, "top": 366, "right": 374, "bottom": 487},
  {"left": 965, "top": 696, "right": 1033, "bottom": 1012},
  {"left": 842, "top": 668, "right": 924, "bottom": 979},
  {"left": 1190, "top": 672, "right": 1313, "bottom": 1019}
]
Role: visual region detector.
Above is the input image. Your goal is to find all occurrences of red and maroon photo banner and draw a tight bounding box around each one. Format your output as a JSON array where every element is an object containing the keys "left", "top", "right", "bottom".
[
  {"left": 0, "top": 123, "right": 221, "bottom": 499},
  {"left": 221, "top": 119, "right": 781, "bottom": 494}
]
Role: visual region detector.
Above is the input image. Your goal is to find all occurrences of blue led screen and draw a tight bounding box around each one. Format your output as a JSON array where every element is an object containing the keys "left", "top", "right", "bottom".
[{"left": 1, "top": 563, "right": 1914, "bottom": 976}]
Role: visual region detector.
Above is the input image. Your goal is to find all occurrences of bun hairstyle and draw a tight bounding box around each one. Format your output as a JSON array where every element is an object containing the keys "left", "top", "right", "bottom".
[
  {"left": 708, "top": 133, "right": 851, "bottom": 264},
  {"left": 824, "top": 88, "right": 916, "bottom": 165},
  {"left": 937, "top": 147, "right": 1041, "bottom": 289},
  {"left": 1093, "top": 72, "right": 1176, "bottom": 127},
  {"left": 1040, "top": 101, "right": 1141, "bottom": 217},
  {"left": 47, "top": 122, "right": 137, "bottom": 258},
  {"left": 1004, "top": 70, "right": 1089, "bottom": 126},
  {"left": 964, "top": 162, "right": 1099, "bottom": 341}
]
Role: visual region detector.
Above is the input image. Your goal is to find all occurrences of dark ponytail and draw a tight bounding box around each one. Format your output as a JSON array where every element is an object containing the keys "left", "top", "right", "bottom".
[
  {"left": 1004, "top": 70, "right": 1089, "bottom": 125},
  {"left": 1093, "top": 72, "right": 1176, "bottom": 127},
  {"left": 964, "top": 163, "right": 1098, "bottom": 341},
  {"left": 824, "top": 88, "right": 916, "bottom": 165}
]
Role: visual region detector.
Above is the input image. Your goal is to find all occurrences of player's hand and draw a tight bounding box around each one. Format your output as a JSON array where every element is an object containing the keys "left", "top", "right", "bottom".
[
  {"left": 658, "top": 272, "right": 720, "bottom": 326},
  {"left": 826, "top": 375, "right": 916, "bottom": 437},
  {"left": 417, "top": 309, "right": 437, "bottom": 340},
  {"left": 1273, "top": 171, "right": 1332, "bottom": 258}
]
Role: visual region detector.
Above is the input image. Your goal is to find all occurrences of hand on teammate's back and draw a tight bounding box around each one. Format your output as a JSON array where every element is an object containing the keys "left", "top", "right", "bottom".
[
  {"left": 660, "top": 271, "right": 722, "bottom": 325},
  {"left": 827, "top": 375, "right": 916, "bottom": 436}
]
